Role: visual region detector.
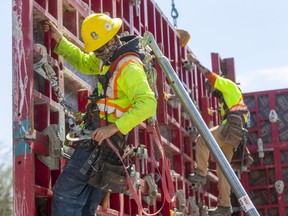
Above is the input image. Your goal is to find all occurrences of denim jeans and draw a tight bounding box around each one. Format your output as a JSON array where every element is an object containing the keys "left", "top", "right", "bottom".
[{"left": 52, "top": 146, "right": 104, "bottom": 216}]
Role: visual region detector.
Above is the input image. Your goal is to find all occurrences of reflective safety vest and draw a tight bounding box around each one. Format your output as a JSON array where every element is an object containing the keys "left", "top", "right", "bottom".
[
  {"left": 221, "top": 96, "right": 248, "bottom": 123},
  {"left": 229, "top": 96, "right": 247, "bottom": 113},
  {"left": 97, "top": 55, "right": 143, "bottom": 119},
  {"left": 214, "top": 75, "right": 248, "bottom": 124}
]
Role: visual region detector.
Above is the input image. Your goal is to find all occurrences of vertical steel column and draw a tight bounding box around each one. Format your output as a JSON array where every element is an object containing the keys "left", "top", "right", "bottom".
[
  {"left": 269, "top": 92, "right": 286, "bottom": 216},
  {"left": 13, "top": 0, "right": 35, "bottom": 215},
  {"left": 142, "top": 32, "right": 260, "bottom": 216},
  {"left": 224, "top": 58, "right": 236, "bottom": 82}
]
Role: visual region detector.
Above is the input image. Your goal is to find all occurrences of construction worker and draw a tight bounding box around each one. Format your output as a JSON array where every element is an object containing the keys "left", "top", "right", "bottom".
[
  {"left": 45, "top": 13, "right": 157, "bottom": 216},
  {"left": 186, "top": 54, "right": 250, "bottom": 215}
]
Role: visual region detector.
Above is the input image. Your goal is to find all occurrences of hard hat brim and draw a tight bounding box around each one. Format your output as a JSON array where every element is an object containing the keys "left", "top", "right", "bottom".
[{"left": 84, "top": 18, "right": 122, "bottom": 53}]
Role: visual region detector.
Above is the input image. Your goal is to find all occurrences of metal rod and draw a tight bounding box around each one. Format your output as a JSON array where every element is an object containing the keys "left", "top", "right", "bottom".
[{"left": 141, "top": 32, "right": 259, "bottom": 216}]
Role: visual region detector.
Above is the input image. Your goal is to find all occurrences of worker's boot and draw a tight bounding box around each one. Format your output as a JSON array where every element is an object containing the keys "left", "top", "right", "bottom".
[
  {"left": 186, "top": 173, "right": 206, "bottom": 184},
  {"left": 208, "top": 206, "right": 232, "bottom": 216}
]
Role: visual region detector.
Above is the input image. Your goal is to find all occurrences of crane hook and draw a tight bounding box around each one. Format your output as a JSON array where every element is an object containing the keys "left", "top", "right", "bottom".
[{"left": 171, "top": 0, "right": 179, "bottom": 27}]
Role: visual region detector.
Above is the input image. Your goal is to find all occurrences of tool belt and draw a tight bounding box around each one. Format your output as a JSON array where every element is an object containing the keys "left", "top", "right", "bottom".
[
  {"left": 221, "top": 113, "right": 245, "bottom": 148},
  {"left": 80, "top": 133, "right": 129, "bottom": 193},
  {"left": 231, "top": 143, "right": 254, "bottom": 170},
  {"left": 88, "top": 154, "right": 128, "bottom": 193},
  {"left": 71, "top": 88, "right": 130, "bottom": 192}
]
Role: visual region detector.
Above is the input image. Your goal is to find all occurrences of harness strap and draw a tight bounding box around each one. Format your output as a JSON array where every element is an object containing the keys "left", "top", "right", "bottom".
[
  {"left": 104, "top": 120, "right": 175, "bottom": 215},
  {"left": 91, "top": 52, "right": 141, "bottom": 124},
  {"left": 148, "top": 121, "right": 175, "bottom": 203},
  {"left": 106, "top": 138, "right": 165, "bottom": 216},
  {"left": 108, "top": 52, "right": 141, "bottom": 76},
  {"left": 221, "top": 97, "right": 248, "bottom": 123}
]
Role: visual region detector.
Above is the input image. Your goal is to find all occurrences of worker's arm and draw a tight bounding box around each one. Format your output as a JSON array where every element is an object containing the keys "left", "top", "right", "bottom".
[
  {"left": 187, "top": 53, "right": 211, "bottom": 76},
  {"left": 188, "top": 53, "right": 218, "bottom": 85},
  {"left": 44, "top": 21, "right": 63, "bottom": 43},
  {"left": 114, "top": 60, "right": 157, "bottom": 134},
  {"left": 91, "top": 124, "right": 119, "bottom": 145},
  {"left": 44, "top": 21, "right": 101, "bottom": 75}
]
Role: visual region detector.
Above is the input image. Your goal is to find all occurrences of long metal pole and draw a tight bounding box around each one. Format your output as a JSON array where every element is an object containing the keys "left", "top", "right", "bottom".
[{"left": 141, "top": 32, "right": 259, "bottom": 216}]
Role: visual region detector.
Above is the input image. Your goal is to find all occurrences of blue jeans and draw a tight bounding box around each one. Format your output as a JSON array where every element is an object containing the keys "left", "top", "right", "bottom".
[{"left": 52, "top": 146, "right": 104, "bottom": 216}]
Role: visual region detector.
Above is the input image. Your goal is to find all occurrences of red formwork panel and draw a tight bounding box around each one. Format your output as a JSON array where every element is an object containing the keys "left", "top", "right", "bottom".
[
  {"left": 13, "top": 0, "right": 224, "bottom": 215},
  {"left": 243, "top": 89, "right": 288, "bottom": 216}
]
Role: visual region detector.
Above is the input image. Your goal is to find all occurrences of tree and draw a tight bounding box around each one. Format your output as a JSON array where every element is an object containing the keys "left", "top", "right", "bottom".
[{"left": 0, "top": 163, "right": 13, "bottom": 216}]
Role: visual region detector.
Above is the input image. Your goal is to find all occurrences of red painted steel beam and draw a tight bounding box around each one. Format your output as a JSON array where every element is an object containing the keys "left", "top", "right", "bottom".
[
  {"left": 224, "top": 58, "right": 236, "bottom": 82},
  {"left": 13, "top": 0, "right": 36, "bottom": 215}
]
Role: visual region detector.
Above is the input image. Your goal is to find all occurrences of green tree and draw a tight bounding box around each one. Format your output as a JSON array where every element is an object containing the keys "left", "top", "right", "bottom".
[{"left": 0, "top": 163, "right": 13, "bottom": 216}]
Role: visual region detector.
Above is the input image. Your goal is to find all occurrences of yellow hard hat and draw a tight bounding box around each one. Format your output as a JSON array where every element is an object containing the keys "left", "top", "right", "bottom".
[{"left": 81, "top": 13, "right": 122, "bottom": 52}]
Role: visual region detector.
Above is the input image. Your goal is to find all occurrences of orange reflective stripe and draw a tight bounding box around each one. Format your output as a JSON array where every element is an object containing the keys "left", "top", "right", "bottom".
[
  {"left": 99, "top": 110, "right": 106, "bottom": 116},
  {"left": 114, "top": 59, "right": 143, "bottom": 98},
  {"left": 105, "top": 100, "right": 132, "bottom": 112},
  {"left": 97, "top": 98, "right": 132, "bottom": 117},
  {"left": 230, "top": 97, "right": 247, "bottom": 112},
  {"left": 99, "top": 98, "right": 131, "bottom": 112},
  {"left": 97, "top": 99, "right": 106, "bottom": 105},
  {"left": 100, "top": 109, "right": 126, "bottom": 118},
  {"left": 230, "top": 104, "right": 247, "bottom": 111},
  {"left": 96, "top": 55, "right": 142, "bottom": 119}
]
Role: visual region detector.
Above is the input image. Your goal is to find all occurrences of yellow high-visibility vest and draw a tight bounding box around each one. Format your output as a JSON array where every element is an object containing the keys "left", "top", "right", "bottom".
[{"left": 214, "top": 75, "right": 248, "bottom": 124}]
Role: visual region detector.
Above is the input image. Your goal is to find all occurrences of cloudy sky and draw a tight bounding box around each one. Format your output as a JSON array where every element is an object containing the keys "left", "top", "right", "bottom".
[
  {"left": 1, "top": 1, "right": 287, "bottom": 166},
  {"left": 155, "top": 0, "right": 288, "bottom": 93}
]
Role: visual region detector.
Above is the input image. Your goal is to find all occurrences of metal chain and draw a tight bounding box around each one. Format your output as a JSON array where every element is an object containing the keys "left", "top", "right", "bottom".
[{"left": 34, "top": 44, "right": 79, "bottom": 121}]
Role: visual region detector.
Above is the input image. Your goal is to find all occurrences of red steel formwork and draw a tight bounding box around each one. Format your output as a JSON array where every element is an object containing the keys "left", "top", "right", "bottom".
[
  {"left": 242, "top": 89, "right": 288, "bottom": 216},
  {"left": 12, "top": 0, "right": 246, "bottom": 215}
]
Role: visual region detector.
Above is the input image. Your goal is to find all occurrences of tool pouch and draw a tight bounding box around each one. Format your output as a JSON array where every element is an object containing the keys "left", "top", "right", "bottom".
[
  {"left": 231, "top": 144, "right": 254, "bottom": 170},
  {"left": 88, "top": 156, "right": 127, "bottom": 193},
  {"left": 221, "top": 114, "right": 244, "bottom": 148},
  {"left": 88, "top": 134, "right": 128, "bottom": 193}
]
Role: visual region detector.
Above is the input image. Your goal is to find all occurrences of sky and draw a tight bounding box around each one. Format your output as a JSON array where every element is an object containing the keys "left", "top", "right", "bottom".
[
  {"left": 154, "top": 0, "right": 288, "bottom": 93},
  {"left": 0, "top": 1, "right": 12, "bottom": 166},
  {"left": 0, "top": 0, "right": 287, "bottom": 166}
]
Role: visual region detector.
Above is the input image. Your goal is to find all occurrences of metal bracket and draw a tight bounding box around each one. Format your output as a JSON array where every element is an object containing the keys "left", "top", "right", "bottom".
[
  {"left": 124, "top": 164, "right": 141, "bottom": 197},
  {"left": 187, "top": 196, "right": 199, "bottom": 216},
  {"left": 37, "top": 124, "right": 61, "bottom": 170},
  {"left": 142, "top": 173, "right": 161, "bottom": 205},
  {"left": 42, "top": 124, "right": 62, "bottom": 158},
  {"left": 135, "top": 144, "right": 148, "bottom": 174},
  {"left": 175, "top": 189, "right": 187, "bottom": 213}
]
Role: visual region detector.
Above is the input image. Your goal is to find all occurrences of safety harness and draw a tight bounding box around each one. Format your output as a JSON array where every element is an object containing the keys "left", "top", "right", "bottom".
[
  {"left": 217, "top": 92, "right": 253, "bottom": 171},
  {"left": 219, "top": 90, "right": 249, "bottom": 124}
]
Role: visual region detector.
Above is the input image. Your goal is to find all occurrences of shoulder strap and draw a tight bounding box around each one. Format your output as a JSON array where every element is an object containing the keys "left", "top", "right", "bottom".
[
  {"left": 99, "top": 52, "right": 141, "bottom": 125},
  {"left": 108, "top": 52, "right": 141, "bottom": 76}
]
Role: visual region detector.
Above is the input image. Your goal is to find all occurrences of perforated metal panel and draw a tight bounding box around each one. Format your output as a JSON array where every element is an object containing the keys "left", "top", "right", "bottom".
[{"left": 243, "top": 89, "right": 288, "bottom": 216}]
